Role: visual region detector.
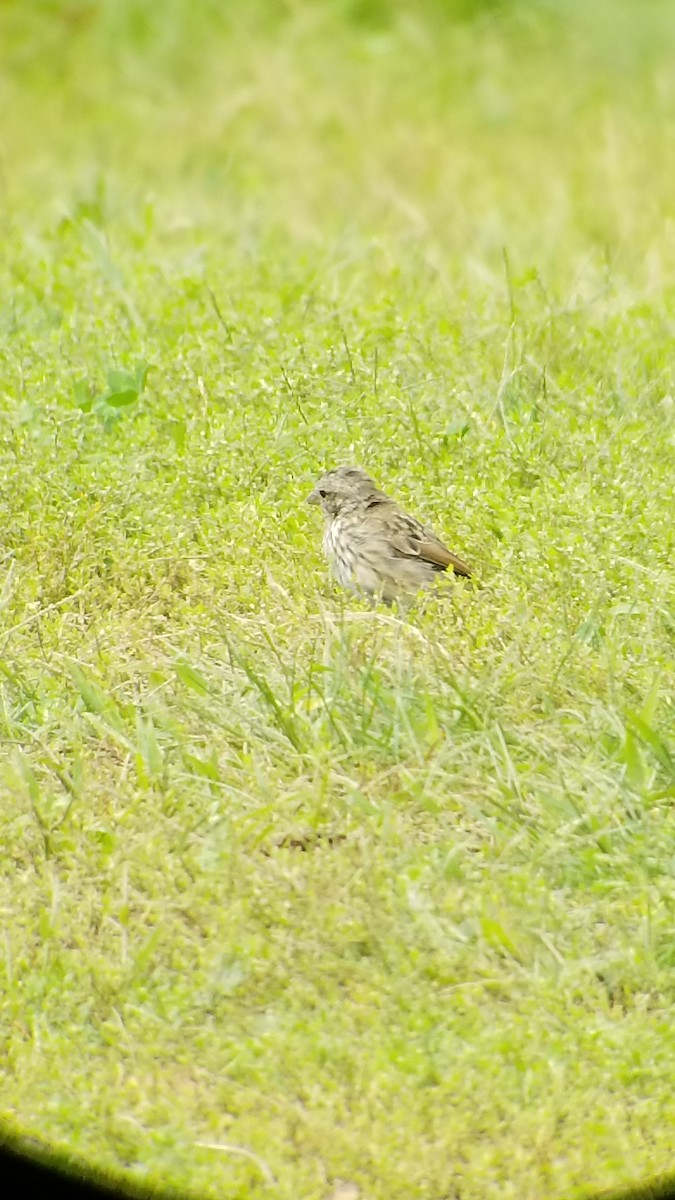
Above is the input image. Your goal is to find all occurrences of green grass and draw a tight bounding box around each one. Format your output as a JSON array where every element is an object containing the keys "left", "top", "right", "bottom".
[{"left": 1, "top": 1, "right": 675, "bottom": 1197}]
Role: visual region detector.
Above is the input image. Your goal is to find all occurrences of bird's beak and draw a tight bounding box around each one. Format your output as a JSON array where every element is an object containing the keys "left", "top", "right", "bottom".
[{"left": 307, "top": 488, "right": 320, "bottom": 505}]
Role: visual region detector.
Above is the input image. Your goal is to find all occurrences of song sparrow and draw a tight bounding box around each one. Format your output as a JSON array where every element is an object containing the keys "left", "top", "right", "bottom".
[{"left": 307, "top": 465, "right": 471, "bottom": 602}]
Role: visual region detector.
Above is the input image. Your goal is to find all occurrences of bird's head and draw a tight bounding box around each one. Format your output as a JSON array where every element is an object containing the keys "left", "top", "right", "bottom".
[{"left": 307, "top": 465, "right": 378, "bottom": 517}]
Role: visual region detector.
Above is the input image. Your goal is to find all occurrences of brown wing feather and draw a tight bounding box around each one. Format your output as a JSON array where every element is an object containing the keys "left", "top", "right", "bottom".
[
  {"left": 416, "top": 538, "right": 472, "bottom": 577},
  {"left": 388, "top": 518, "right": 472, "bottom": 578}
]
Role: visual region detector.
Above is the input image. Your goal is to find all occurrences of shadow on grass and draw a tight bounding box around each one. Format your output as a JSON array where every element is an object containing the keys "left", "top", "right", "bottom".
[{"left": 2, "top": 1127, "right": 675, "bottom": 1200}]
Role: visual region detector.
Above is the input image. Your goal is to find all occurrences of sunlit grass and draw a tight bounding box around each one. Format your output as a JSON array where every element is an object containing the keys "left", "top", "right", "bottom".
[{"left": 1, "top": 1, "right": 674, "bottom": 1198}]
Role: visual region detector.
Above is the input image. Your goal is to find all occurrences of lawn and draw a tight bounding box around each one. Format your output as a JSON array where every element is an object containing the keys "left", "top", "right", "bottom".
[{"left": 1, "top": 1, "right": 675, "bottom": 1197}]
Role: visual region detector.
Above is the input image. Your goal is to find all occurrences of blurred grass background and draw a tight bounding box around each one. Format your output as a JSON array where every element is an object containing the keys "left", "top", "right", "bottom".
[{"left": 1, "top": 1, "right": 675, "bottom": 1198}]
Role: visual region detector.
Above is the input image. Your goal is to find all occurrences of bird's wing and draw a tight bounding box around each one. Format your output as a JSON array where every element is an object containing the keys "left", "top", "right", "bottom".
[{"left": 388, "top": 516, "right": 472, "bottom": 577}]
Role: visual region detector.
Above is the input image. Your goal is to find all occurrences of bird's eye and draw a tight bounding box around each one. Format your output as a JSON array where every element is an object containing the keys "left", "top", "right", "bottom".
[{"left": 319, "top": 488, "right": 327, "bottom": 498}]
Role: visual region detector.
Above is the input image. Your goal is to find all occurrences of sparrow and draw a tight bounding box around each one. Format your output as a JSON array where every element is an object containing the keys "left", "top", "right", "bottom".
[{"left": 307, "top": 465, "right": 471, "bottom": 603}]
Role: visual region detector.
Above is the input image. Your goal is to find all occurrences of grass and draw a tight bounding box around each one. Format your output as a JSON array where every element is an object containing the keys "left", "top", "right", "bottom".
[{"left": 1, "top": 0, "right": 675, "bottom": 1197}]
